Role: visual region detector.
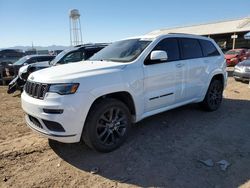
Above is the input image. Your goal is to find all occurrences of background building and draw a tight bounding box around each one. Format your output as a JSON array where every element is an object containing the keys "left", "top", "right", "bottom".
[{"left": 149, "top": 17, "right": 250, "bottom": 51}]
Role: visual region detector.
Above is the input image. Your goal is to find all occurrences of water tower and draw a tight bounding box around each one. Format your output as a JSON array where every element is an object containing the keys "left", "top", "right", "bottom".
[{"left": 69, "top": 9, "right": 83, "bottom": 46}]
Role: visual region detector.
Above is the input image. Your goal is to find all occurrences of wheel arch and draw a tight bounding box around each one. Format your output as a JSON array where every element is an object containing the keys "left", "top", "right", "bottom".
[
  {"left": 211, "top": 73, "right": 224, "bottom": 86},
  {"left": 200, "top": 71, "right": 226, "bottom": 102},
  {"left": 88, "top": 91, "right": 136, "bottom": 121}
]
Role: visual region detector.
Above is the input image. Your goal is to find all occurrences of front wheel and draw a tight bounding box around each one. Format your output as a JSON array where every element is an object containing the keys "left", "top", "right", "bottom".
[
  {"left": 82, "top": 98, "right": 131, "bottom": 152},
  {"left": 234, "top": 78, "right": 240, "bottom": 82},
  {"left": 200, "top": 79, "right": 223, "bottom": 111},
  {"left": 7, "top": 79, "right": 18, "bottom": 94}
]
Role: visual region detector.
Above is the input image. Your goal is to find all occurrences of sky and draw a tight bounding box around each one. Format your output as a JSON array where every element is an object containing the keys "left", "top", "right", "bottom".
[{"left": 0, "top": 0, "right": 249, "bottom": 48}]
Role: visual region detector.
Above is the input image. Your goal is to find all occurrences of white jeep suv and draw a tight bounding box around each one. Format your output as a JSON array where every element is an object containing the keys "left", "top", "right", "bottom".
[{"left": 21, "top": 33, "right": 227, "bottom": 152}]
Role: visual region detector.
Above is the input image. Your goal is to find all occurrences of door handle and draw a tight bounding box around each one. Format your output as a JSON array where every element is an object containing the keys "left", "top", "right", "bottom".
[{"left": 176, "top": 63, "right": 184, "bottom": 68}]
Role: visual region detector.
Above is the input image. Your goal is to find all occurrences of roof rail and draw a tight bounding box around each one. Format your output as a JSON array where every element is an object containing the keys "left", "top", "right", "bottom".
[
  {"left": 74, "top": 43, "right": 110, "bottom": 48},
  {"left": 168, "top": 32, "right": 200, "bottom": 36}
]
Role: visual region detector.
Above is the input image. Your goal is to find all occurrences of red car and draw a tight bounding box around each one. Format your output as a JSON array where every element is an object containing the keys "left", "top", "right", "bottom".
[{"left": 225, "top": 49, "right": 249, "bottom": 66}]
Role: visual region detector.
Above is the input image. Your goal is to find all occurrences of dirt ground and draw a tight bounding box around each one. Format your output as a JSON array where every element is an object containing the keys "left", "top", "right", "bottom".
[{"left": 0, "top": 67, "right": 250, "bottom": 188}]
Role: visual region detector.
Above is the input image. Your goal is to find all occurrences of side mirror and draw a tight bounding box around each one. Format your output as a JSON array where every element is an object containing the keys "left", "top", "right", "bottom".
[
  {"left": 150, "top": 50, "right": 168, "bottom": 62},
  {"left": 23, "top": 63, "right": 28, "bottom": 66}
]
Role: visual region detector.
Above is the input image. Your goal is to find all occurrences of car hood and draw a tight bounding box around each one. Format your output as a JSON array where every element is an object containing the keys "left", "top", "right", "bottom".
[
  {"left": 19, "top": 61, "right": 49, "bottom": 75},
  {"left": 225, "top": 54, "right": 237, "bottom": 59},
  {"left": 236, "top": 60, "right": 250, "bottom": 67},
  {"left": 28, "top": 60, "right": 127, "bottom": 83}
]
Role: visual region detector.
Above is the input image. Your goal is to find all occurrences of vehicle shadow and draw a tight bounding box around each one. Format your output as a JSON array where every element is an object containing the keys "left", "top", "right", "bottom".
[{"left": 49, "top": 98, "right": 250, "bottom": 187}]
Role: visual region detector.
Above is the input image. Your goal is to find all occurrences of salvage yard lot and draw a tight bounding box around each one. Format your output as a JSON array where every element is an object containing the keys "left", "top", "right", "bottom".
[{"left": 0, "top": 67, "right": 250, "bottom": 188}]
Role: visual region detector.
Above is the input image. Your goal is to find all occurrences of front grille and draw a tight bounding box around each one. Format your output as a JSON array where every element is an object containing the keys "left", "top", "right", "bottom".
[{"left": 25, "top": 81, "right": 48, "bottom": 99}]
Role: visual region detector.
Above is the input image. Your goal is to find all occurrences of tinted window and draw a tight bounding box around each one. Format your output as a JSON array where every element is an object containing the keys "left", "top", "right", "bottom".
[
  {"left": 27, "top": 57, "right": 37, "bottom": 64},
  {"left": 153, "top": 38, "right": 180, "bottom": 62},
  {"left": 37, "top": 56, "right": 53, "bottom": 62},
  {"left": 83, "top": 48, "right": 102, "bottom": 60},
  {"left": 61, "top": 51, "right": 82, "bottom": 64},
  {"left": 199, "top": 40, "right": 220, "bottom": 57},
  {"left": 43, "top": 56, "right": 54, "bottom": 61},
  {"left": 180, "top": 38, "right": 203, "bottom": 59},
  {"left": 13, "top": 56, "right": 29, "bottom": 65}
]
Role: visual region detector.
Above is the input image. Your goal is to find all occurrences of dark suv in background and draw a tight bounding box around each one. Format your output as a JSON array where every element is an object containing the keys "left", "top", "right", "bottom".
[
  {"left": 50, "top": 43, "right": 108, "bottom": 65},
  {"left": 27, "top": 43, "right": 109, "bottom": 72},
  {"left": 7, "top": 55, "right": 55, "bottom": 76}
]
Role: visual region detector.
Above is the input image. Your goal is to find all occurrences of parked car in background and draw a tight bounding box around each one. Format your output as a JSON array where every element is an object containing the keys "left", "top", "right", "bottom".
[
  {"left": 0, "top": 49, "right": 25, "bottom": 64},
  {"left": 7, "top": 43, "right": 108, "bottom": 94},
  {"left": 12, "top": 54, "right": 55, "bottom": 68},
  {"left": 51, "top": 43, "right": 109, "bottom": 65},
  {"left": 7, "top": 55, "right": 55, "bottom": 76},
  {"left": 3, "top": 54, "right": 54, "bottom": 87},
  {"left": 23, "top": 43, "right": 109, "bottom": 73},
  {"left": 21, "top": 34, "right": 227, "bottom": 152},
  {"left": 225, "top": 48, "right": 249, "bottom": 66},
  {"left": 233, "top": 59, "right": 250, "bottom": 82},
  {"left": 247, "top": 49, "right": 250, "bottom": 59}
]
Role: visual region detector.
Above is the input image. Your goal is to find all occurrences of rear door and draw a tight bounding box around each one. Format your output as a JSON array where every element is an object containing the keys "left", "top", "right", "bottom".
[
  {"left": 143, "top": 38, "right": 186, "bottom": 112},
  {"left": 179, "top": 38, "right": 205, "bottom": 100}
]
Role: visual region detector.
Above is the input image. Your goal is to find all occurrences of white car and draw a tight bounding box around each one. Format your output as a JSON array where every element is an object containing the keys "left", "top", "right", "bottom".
[{"left": 21, "top": 33, "right": 227, "bottom": 152}]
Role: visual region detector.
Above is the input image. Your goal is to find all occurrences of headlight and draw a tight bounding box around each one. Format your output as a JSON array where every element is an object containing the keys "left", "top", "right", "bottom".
[
  {"left": 231, "top": 58, "right": 237, "bottom": 61},
  {"left": 18, "top": 65, "right": 29, "bottom": 78},
  {"left": 48, "top": 83, "right": 79, "bottom": 95}
]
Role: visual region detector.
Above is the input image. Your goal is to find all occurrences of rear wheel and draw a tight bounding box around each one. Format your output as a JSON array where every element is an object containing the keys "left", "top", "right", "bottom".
[
  {"left": 200, "top": 79, "right": 223, "bottom": 111},
  {"left": 82, "top": 98, "right": 131, "bottom": 152}
]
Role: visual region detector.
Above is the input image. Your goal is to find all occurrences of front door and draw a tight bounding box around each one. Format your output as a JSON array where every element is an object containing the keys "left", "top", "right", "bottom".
[{"left": 143, "top": 38, "right": 185, "bottom": 112}]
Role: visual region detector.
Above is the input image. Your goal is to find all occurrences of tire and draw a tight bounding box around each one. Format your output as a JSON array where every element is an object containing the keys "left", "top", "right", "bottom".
[
  {"left": 82, "top": 98, "right": 131, "bottom": 152},
  {"left": 7, "top": 82, "right": 17, "bottom": 94},
  {"left": 234, "top": 78, "right": 240, "bottom": 82},
  {"left": 200, "top": 79, "right": 223, "bottom": 111}
]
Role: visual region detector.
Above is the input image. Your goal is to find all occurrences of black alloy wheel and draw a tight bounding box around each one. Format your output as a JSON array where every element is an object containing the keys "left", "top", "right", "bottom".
[{"left": 82, "top": 98, "right": 131, "bottom": 152}]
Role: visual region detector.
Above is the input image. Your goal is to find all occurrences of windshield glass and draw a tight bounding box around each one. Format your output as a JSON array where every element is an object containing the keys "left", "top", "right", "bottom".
[
  {"left": 89, "top": 39, "right": 151, "bottom": 62},
  {"left": 225, "top": 50, "right": 240, "bottom": 55},
  {"left": 13, "top": 56, "right": 29, "bottom": 65},
  {"left": 50, "top": 48, "right": 74, "bottom": 65}
]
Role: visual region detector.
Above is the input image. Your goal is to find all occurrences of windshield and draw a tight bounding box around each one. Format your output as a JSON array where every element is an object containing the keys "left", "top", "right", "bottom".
[
  {"left": 225, "top": 50, "right": 240, "bottom": 55},
  {"left": 89, "top": 39, "right": 151, "bottom": 62},
  {"left": 50, "top": 48, "right": 74, "bottom": 65},
  {"left": 13, "top": 56, "right": 29, "bottom": 65}
]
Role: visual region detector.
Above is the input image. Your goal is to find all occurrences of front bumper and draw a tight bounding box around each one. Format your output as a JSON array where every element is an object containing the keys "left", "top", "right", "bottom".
[
  {"left": 233, "top": 71, "right": 250, "bottom": 81},
  {"left": 21, "top": 90, "right": 94, "bottom": 143}
]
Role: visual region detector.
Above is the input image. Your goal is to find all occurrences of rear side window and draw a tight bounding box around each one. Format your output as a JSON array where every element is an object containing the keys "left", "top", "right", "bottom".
[
  {"left": 84, "top": 48, "right": 102, "bottom": 60},
  {"left": 37, "top": 56, "right": 54, "bottom": 62},
  {"left": 199, "top": 40, "right": 220, "bottom": 57},
  {"left": 44, "top": 56, "right": 54, "bottom": 61},
  {"left": 180, "top": 38, "right": 203, "bottom": 59},
  {"left": 153, "top": 38, "right": 180, "bottom": 62},
  {"left": 61, "top": 51, "right": 82, "bottom": 64},
  {"left": 27, "top": 57, "right": 37, "bottom": 64}
]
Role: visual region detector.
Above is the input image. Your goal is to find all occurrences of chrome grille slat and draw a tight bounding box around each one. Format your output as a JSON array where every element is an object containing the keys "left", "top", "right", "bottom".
[{"left": 25, "top": 81, "right": 48, "bottom": 100}]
